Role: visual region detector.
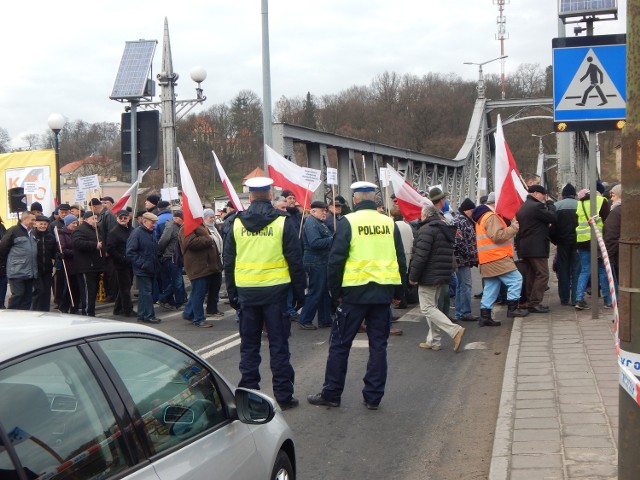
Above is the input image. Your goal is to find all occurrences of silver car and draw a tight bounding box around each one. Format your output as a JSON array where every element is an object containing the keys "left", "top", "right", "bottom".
[{"left": 0, "top": 312, "right": 295, "bottom": 479}]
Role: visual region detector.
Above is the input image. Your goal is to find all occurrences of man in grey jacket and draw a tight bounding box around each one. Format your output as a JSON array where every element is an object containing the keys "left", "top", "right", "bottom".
[{"left": 0, "top": 212, "right": 38, "bottom": 309}]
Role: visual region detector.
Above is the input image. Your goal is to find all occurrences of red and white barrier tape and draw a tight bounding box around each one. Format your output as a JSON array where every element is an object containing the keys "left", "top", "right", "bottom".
[{"left": 588, "top": 216, "right": 640, "bottom": 406}]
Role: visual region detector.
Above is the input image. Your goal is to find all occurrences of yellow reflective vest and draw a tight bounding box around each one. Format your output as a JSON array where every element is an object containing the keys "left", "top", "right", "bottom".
[
  {"left": 233, "top": 216, "right": 290, "bottom": 287},
  {"left": 342, "top": 209, "right": 401, "bottom": 287},
  {"left": 576, "top": 196, "right": 605, "bottom": 243}
]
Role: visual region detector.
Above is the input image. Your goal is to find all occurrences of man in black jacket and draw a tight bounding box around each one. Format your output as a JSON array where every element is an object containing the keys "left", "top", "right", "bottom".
[
  {"left": 553, "top": 183, "right": 580, "bottom": 306},
  {"left": 107, "top": 210, "right": 135, "bottom": 317},
  {"left": 409, "top": 204, "right": 465, "bottom": 352},
  {"left": 224, "top": 178, "right": 306, "bottom": 410},
  {"left": 72, "top": 211, "right": 105, "bottom": 316},
  {"left": 515, "top": 185, "right": 557, "bottom": 313},
  {"left": 31, "top": 216, "right": 56, "bottom": 311}
]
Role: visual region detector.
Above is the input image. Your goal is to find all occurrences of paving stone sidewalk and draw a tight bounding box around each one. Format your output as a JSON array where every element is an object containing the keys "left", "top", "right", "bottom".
[{"left": 489, "top": 303, "right": 619, "bottom": 480}]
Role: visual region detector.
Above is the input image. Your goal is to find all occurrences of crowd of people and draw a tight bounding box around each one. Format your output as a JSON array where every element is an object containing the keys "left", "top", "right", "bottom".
[{"left": 0, "top": 174, "right": 622, "bottom": 410}]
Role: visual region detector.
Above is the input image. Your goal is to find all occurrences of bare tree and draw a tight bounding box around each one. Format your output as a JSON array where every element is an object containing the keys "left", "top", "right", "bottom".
[{"left": 0, "top": 127, "right": 10, "bottom": 153}]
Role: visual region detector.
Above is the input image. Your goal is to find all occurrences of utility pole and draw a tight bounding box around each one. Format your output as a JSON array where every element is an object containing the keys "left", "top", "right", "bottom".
[{"left": 618, "top": 1, "right": 640, "bottom": 477}]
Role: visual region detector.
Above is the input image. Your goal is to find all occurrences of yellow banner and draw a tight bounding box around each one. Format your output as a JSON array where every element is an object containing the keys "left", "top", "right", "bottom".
[{"left": 0, "top": 150, "right": 57, "bottom": 226}]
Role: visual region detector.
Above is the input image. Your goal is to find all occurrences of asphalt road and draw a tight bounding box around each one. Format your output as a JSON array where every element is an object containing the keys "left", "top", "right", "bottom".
[{"left": 94, "top": 295, "right": 512, "bottom": 480}]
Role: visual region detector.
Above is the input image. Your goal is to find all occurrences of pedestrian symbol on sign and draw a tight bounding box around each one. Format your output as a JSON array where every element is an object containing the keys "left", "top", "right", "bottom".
[
  {"left": 576, "top": 56, "right": 607, "bottom": 106},
  {"left": 555, "top": 48, "right": 625, "bottom": 112}
]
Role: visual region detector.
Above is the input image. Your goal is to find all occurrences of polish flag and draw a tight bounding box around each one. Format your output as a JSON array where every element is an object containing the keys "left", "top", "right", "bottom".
[
  {"left": 265, "top": 145, "right": 320, "bottom": 209},
  {"left": 386, "top": 164, "right": 431, "bottom": 222},
  {"left": 494, "top": 115, "right": 528, "bottom": 220},
  {"left": 212, "top": 150, "right": 245, "bottom": 211},
  {"left": 178, "top": 148, "right": 204, "bottom": 237},
  {"left": 110, "top": 166, "right": 150, "bottom": 214}
]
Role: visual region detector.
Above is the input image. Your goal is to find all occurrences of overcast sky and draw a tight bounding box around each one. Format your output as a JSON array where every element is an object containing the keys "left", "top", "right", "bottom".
[{"left": 0, "top": 0, "right": 627, "bottom": 148}]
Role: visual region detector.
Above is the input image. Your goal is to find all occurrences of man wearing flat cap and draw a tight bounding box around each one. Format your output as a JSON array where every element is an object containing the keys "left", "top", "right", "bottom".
[
  {"left": 515, "top": 184, "right": 557, "bottom": 313},
  {"left": 553, "top": 183, "right": 580, "bottom": 306},
  {"left": 31, "top": 215, "right": 56, "bottom": 311},
  {"left": 308, "top": 181, "right": 406, "bottom": 410},
  {"left": 126, "top": 212, "right": 161, "bottom": 324},
  {"left": 0, "top": 212, "right": 37, "bottom": 310},
  {"left": 298, "top": 200, "right": 333, "bottom": 330},
  {"left": 72, "top": 211, "right": 105, "bottom": 316},
  {"left": 91, "top": 198, "right": 117, "bottom": 302},
  {"left": 224, "top": 177, "right": 306, "bottom": 410},
  {"left": 107, "top": 209, "right": 135, "bottom": 317}
]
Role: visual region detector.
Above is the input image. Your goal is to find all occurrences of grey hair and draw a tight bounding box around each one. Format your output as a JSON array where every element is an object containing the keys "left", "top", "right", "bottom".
[
  {"left": 272, "top": 196, "right": 286, "bottom": 207},
  {"left": 353, "top": 191, "right": 375, "bottom": 203},
  {"left": 421, "top": 204, "right": 439, "bottom": 218}
]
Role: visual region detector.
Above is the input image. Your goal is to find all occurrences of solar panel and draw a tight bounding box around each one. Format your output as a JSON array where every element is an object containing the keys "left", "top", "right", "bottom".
[
  {"left": 110, "top": 40, "right": 157, "bottom": 99},
  {"left": 559, "top": 0, "right": 617, "bottom": 18}
]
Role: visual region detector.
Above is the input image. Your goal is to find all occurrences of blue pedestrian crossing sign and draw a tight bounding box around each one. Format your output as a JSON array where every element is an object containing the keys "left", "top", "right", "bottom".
[{"left": 553, "top": 34, "right": 626, "bottom": 132}]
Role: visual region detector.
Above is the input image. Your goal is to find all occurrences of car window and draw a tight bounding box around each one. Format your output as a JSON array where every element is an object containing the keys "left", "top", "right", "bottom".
[
  {"left": 0, "top": 347, "right": 129, "bottom": 479},
  {"left": 97, "top": 338, "right": 227, "bottom": 455}
]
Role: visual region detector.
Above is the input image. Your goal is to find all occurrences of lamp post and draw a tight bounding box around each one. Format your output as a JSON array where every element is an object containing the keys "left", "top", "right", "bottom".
[
  {"left": 463, "top": 55, "right": 508, "bottom": 99},
  {"left": 47, "top": 113, "right": 66, "bottom": 204}
]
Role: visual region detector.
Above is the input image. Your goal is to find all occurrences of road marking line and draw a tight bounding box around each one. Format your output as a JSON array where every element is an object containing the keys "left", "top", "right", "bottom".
[
  {"left": 463, "top": 341, "right": 488, "bottom": 350},
  {"left": 200, "top": 339, "right": 242, "bottom": 359},
  {"left": 196, "top": 333, "right": 240, "bottom": 356}
]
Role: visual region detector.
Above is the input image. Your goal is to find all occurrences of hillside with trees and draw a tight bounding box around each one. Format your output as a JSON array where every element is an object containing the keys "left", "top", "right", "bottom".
[{"left": 0, "top": 63, "right": 621, "bottom": 199}]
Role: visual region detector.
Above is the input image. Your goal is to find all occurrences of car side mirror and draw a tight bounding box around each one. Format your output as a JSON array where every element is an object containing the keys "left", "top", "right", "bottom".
[{"left": 234, "top": 388, "right": 275, "bottom": 425}]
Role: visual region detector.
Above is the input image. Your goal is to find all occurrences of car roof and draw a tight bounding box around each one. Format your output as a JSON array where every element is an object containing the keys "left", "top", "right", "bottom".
[{"left": 0, "top": 310, "right": 174, "bottom": 364}]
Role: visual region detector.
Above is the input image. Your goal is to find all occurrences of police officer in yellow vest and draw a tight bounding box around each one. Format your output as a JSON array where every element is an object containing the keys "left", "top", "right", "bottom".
[
  {"left": 308, "top": 181, "right": 406, "bottom": 410},
  {"left": 224, "top": 177, "right": 306, "bottom": 410}
]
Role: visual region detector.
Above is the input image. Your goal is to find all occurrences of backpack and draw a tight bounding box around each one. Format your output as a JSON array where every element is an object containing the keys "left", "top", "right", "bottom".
[{"left": 172, "top": 242, "right": 184, "bottom": 268}]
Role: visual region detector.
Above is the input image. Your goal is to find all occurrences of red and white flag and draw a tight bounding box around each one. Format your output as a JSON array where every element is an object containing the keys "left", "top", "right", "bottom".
[
  {"left": 265, "top": 145, "right": 320, "bottom": 209},
  {"left": 386, "top": 164, "right": 431, "bottom": 222},
  {"left": 494, "top": 115, "right": 528, "bottom": 220},
  {"left": 212, "top": 150, "right": 245, "bottom": 211},
  {"left": 178, "top": 148, "right": 204, "bottom": 237},
  {"left": 110, "top": 166, "right": 150, "bottom": 213}
]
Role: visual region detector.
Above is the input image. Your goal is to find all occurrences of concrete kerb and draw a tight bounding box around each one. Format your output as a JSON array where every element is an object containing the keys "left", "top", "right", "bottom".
[{"left": 489, "top": 316, "right": 522, "bottom": 480}]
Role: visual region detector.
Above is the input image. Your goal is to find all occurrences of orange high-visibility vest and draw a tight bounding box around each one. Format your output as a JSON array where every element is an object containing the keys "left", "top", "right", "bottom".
[{"left": 475, "top": 211, "right": 514, "bottom": 265}]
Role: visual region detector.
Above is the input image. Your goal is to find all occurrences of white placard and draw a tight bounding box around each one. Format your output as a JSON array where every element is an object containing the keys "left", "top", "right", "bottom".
[
  {"left": 379, "top": 168, "right": 390, "bottom": 187},
  {"left": 301, "top": 167, "right": 322, "bottom": 192},
  {"left": 74, "top": 189, "right": 87, "bottom": 203},
  {"left": 479, "top": 177, "right": 487, "bottom": 191},
  {"left": 77, "top": 174, "right": 100, "bottom": 191},
  {"left": 23, "top": 182, "right": 38, "bottom": 194},
  {"left": 326, "top": 168, "right": 338, "bottom": 185},
  {"left": 161, "top": 187, "right": 180, "bottom": 201}
]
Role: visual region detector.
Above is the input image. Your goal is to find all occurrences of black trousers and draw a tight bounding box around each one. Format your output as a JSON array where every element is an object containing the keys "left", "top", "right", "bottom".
[
  {"left": 114, "top": 268, "right": 134, "bottom": 315},
  {"left": 77, "top": 272, "right": 100, "bottom": 316},
  {"left": 206, "top": 272, "right": 223, "bottom": 314},
  {"left": 59, "top": 273, "right": 79, "bottom": 313},
  {"left": 31, "top": 273, "right": 53, "bottom": 312},
  {"left": 8, "top": 278, "right": 34, "bottom": 310}
]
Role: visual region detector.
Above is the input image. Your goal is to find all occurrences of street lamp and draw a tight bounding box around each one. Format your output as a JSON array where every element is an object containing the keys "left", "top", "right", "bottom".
[
  {"left": 463, "top": 55, "right": 508, "bottom": 99},
  {"left": 47, "top": 113, "right": 66, "bottom": 204}
]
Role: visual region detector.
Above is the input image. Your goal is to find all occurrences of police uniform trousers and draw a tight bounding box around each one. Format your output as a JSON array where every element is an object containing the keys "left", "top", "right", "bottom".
[
  {"left": 238, "top": 299, "right": 295, "bottom": 404},
  {"left": 321, "top": 302, "right": 391, "bottom": 407}
]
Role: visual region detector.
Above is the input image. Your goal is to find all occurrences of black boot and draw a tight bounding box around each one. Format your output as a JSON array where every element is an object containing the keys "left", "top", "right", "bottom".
[
  {"left": 479, "top": 308, "right": 501, "bottom": 327},
  {"left": 507, "top": 301, "right": 529, "bottom": 318}
]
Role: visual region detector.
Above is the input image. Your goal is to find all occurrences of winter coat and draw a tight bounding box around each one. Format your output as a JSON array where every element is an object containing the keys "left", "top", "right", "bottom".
[
  {"left": 409, "top": 215, "right": 457, "bottom": 286},
  {"left": 179, "top": 224, "right": 221, "bottom": 281},
  {"left": 452, "top": 212, "right": 478, "bottom": 268},
  {"left": 0, "top": 224, "right": 38, "bottom": 280},
  {"left": 58, "top": 227, "right": 77, "bottom": 275},
  {"left": 224, "top": 200, "right": 306, "bottom": 306},
  {"left": 154, "top": 209, "right": 173, "bottom": 240},
  {"left": 515, "top": 195, "right": 557, "bottom": 258},
  {"left": 34, "top": 229, "right": 56, "bottom": 277},
  {"left": 97, "top": 208, "right": 117, "bottom": 247},
  {"left": 126, "top": 225, "right": 160, "bottom": 277},
  {"left": 158, "top": 218, "right": 180, "bottom": 261},
  {"left": 72, "top": 222, "right": 105, "bottom": 274},
  {"left": 603, "top": 203, "right": 621, "bottom": 270},
  {"left": 552, "top": 197, "right": 578, "bottom": 246},
  {"left": 302, "top": 215, "right": 333, "bottom": 263},
  {"left": 107, "top": 223, "right": 132, "bottom": 270}
]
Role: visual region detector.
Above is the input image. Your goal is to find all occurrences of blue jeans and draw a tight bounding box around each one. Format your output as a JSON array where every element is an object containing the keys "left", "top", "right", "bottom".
[
  {"left": 556, "top": 244, "right": 580, "bottom": 305},
  {"left": 136, "top": 275, "right": 156, "bottom": 321},
  {"left": 481, "top": 269, "right": 523, "bottom": 310},
  {"left": 183, "top": 276, "right": 209, "bottom": 324},
  {"left": 158, "top": 259, "right": 186, "bottom": 306},
  {"left": 455, "top": 266, "right": 472, "bottom": 319},
  {"left": 576, "top": 249, "right": 611, "bottom": 304},
  {"left": 298, "top": 263, "right": 331, "bottom": 326}
]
